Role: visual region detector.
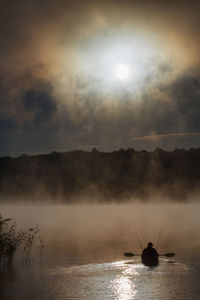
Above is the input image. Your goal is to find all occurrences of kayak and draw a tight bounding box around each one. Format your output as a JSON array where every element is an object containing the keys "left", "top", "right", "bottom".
[
  {"left": 124, "top": 251, "right": 174, "bottom": 266},
  {"left": 141, "top": 255, "right": 159, "bottom": 266}
]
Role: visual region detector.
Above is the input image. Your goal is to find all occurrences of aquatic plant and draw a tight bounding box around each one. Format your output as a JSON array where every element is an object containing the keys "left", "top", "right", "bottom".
[{"left": 0, "top": 214, "right": 44, "bottom": 265}]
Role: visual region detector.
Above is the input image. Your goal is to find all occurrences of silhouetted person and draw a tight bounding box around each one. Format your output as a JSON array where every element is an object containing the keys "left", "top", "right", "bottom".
[{"left": 141, "top": 242, "right": 159, "bottom": 266}]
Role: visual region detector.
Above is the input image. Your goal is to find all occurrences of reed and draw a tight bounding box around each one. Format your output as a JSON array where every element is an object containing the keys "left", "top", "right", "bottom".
[{"left": 0, "top": 214, "right": 44, "bottom": 265}]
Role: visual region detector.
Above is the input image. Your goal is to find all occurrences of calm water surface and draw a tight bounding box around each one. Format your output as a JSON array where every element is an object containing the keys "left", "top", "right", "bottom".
[
  {"left": 1, "top": 204, "right": 200, "bottom": 299},
  {"left": 1, "top": 254, "right": 200, "bottom": 300}
]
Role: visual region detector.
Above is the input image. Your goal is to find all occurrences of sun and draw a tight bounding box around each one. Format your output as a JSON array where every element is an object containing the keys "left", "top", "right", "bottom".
[{"left": 115, "top": 64, "right": 130, "bottom": 80}]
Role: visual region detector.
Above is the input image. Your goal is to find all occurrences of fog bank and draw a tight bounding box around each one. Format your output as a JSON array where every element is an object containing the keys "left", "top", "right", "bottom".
[{"left": 1, "top": 203, "right": 200, "bottom": 258}]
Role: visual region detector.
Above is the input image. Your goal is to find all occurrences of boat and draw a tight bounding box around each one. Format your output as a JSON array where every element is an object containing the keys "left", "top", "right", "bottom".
[
  {"left": 124, "top": 251, "right": 174, "bottom": 266},
  {"left": 141, "top": 254, "right": 159, "bottom": 266}
]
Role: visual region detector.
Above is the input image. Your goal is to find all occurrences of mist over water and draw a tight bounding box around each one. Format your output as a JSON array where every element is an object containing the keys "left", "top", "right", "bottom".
[{"left": 1, "top": 202, "right": 200, "bottom": 257}]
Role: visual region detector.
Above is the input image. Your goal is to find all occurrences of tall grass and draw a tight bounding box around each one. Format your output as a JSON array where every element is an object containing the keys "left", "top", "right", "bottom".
[{"left": 0, "top": 214, "right": 45, "bottom": 265}]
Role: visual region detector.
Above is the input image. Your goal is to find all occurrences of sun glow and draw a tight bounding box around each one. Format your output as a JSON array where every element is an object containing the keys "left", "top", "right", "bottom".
[
  {"left": 115, "top": 64, "right": 130, "bottom": 80},
  {"left": 76, "top": 34, "right": 173, "bottom": 95}
]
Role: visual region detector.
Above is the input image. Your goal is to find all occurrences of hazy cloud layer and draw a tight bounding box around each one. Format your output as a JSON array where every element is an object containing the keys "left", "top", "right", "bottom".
[{"left": 0, "top": 0, "right": 200, "bottom": 155}]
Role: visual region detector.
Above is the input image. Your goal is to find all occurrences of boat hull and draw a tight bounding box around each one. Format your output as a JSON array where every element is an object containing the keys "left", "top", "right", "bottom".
[{"left": 141, "top": 256, "right": 159, "bottom": 266}]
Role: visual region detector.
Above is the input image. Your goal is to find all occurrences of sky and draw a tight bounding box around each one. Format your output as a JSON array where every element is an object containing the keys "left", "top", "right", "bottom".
[{"left": 0, "top": 0, "right": 200, "bottom": 156}]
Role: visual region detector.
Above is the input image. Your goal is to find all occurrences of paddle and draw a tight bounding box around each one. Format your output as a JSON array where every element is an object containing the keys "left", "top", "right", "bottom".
[
  {"left": 124, "top": 252, "right": 139, "bottom": 257},
  {"left": 160, "top": 253, "right": 175, "bottom": 257},
  {"left": 124, "top": 252, "right": 175, "bottom": 257}
]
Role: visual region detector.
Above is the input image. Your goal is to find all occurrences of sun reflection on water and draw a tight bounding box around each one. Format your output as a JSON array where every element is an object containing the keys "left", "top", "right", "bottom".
[
  {"left": 110, "top": 262, "right": 143, "bottom": 300},
  {"left": 113, "top": 276, "right": 136, "bottom": 300}
]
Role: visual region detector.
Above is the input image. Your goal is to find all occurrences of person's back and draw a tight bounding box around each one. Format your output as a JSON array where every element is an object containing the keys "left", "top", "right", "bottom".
[{"left": 141, "top": 242, "right": 159, "bottom": 265}]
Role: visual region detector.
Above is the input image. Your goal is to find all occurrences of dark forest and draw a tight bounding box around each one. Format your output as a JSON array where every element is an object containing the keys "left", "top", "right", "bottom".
[{"left": 1, "top": 147, "right": 200, "bottom": 202}]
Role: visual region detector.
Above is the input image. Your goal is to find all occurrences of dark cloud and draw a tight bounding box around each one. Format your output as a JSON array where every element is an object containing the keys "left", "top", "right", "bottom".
[
  {"left": 0, "top": 118, "right": 16, "bottom": 155},
  {"left": 172, "top": 72, "right": 200, "bottom": 131},
  {"left": 24, "top": 87, "right": 56, "bottom": 124},
  {"left": 1, "top": 69, "right": 200, "bottom": 156}
]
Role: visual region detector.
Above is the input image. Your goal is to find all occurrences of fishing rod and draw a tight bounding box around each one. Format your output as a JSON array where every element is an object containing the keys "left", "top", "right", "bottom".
[
  {"left": 134, "top": 228, "right": 143, "bottom": 250},
  {"left": 156, "top": 223, "right": 166, "bottom": 250}
]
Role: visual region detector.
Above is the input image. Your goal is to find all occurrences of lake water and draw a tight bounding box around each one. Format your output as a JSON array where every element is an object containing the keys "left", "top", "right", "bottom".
[
  {"left": 1, "top": 204, "right": 200, "bottom": 299},
  {"left": 1, "top": 253, "right": 200, "bottom": 300}
]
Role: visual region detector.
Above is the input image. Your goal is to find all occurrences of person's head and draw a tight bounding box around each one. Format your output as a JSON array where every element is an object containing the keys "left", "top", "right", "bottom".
[{"left": 148, "top": 242, "right": 153, "bottom": 248}]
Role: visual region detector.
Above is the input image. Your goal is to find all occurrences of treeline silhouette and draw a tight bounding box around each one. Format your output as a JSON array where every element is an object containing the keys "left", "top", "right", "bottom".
[{"left": 0, "top": 147, "right": 200, "bottom": 202}]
